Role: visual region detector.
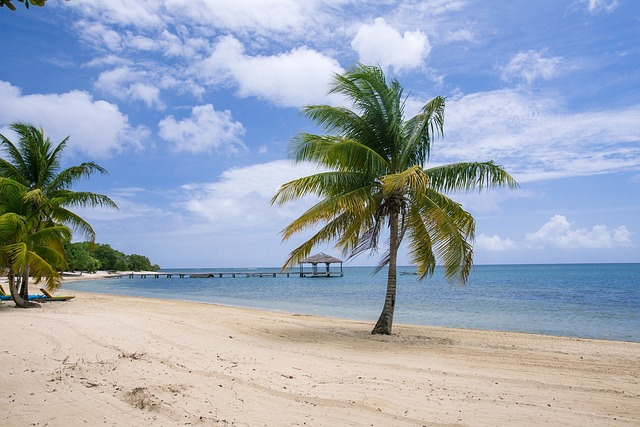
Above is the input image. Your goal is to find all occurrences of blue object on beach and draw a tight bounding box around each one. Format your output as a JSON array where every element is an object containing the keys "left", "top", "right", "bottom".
[
  {"left": 0, "top": 285, "right": 48, "bottom": 301},
  {"left": 0, "top": 293, "right": 47, "bottom": 301}
]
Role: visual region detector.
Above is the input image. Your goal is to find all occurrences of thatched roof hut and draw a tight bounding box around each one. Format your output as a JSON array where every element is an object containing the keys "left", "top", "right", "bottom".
[
  {"left": 299, "top": 252, "right": 344, "bottom": 277},
  {"left": 301, "top": 253, "right": 343, "bottom": 264}
]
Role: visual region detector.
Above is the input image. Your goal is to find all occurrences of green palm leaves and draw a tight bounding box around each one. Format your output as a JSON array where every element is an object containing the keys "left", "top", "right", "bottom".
[
  {"left": 0, "top": 123, "right": 117, "bottom": 306},
  {"left": 0, "top": 181, "right": 71, "bottom": 291},
  {"left": 272, "top": 64, "right": 517, "bottom": 334}
]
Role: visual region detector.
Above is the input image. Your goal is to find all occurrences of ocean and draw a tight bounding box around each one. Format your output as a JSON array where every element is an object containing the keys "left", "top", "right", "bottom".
[{"left": 63, "top": 263, "right": 640, "bottom": 342}]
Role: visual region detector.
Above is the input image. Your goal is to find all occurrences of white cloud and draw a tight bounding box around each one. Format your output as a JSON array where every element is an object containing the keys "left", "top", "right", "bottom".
[
  {"left": 158, "top": 104, "right": 247, "bottom": 154},
  {"left": 579, "top": 0, "right": 620, "bottom": 14},
  {"left": 200, "top": 36, "right": 343, "bottom": 107},
  {"left": 68, "top": 0, "right": 342, "bottom": 44},
  {"left": 95, "top": 67, "right": 164, "bottom": 108},
  {"left": 69, "top": 0, "right": 164, "bottom": 29},
  {"left": 443, "top": 28, "right": 474, "bottom": 43},
  {"left": 75, "top": 21, "right": 124, "bottom": 51},
  {"left": 500, "top": 50, "right": 562, "bottom": 84},
  {"left": 177, "top": 160, "right": 322, "bottom": 228},
  {"left": 0, "top": 81, "right": 147, "bottom": 159},
  {"left": 454, "top": 190, "right": 530, "bottom": 214},
  {"left": 525, "top": 215, "right": 633, "bottom": 249},
  {"left": 85, "top": 55, "right": 132, "bottom": 68},
  {"left": 74, "top": 194, "right": 165, "bottom": 223},
  {"left": 440, "top": 89, "right": 640, "bottom": 181},
  {"left": 174, "top": 0, "right": 315, "bottom": 35},
  {"left": 475, "top": 233, "right": 517, "bottom": 251},
  {"left": 351, "top": 17, "right": 429, "bottom": 73}
]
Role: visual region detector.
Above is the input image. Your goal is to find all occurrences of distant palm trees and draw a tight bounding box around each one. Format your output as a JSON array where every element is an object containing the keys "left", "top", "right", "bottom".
[
  {"left": 272, "top": 64, "right": 518, "bottom": 334},
  {"left": 0, "top": 123, "right": 117, "bottom": 307}
]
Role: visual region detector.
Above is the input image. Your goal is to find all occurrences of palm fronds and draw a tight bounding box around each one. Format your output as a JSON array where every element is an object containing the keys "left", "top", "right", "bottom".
[{"left": 272, "top": 64, "right": 518, "bottom": 334}]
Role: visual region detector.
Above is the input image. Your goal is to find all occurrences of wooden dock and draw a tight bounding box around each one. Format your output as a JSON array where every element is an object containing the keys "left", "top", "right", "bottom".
[
  {"left": 108, "top": 269, "right": 344, "bottom": 279},
  {"left": 112, "top": 271, "right": 296, "bottom": 279}
]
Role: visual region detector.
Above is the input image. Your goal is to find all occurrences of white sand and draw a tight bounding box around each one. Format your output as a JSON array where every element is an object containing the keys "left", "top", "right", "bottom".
[{"left": 1, "top": 290, "right": 638, "bottom": 426}]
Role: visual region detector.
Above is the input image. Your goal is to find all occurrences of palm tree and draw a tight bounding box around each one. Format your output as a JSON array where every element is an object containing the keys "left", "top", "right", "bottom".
[
  {"left": 0, "top": 123, "right": 118, "bottom": 304},
  {"left": 0, "top": 178, "right": 70, "bottom": 307},
  {"left": 272, "top": 64, "right": 518, "bottom": 335}
]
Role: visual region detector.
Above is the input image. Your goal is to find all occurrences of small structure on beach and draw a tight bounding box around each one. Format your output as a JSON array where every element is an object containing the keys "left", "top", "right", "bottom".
[{"left": 299, "top": 252, "right": 344, "bottom": 277}]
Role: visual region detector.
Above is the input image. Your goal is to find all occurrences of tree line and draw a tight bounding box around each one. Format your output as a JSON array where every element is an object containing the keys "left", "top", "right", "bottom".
[{"left": 65, "top": 242, "right": 160, "bottom": 273}]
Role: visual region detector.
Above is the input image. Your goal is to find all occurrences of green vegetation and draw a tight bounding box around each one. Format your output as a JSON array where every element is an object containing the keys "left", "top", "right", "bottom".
[
  {"left": 0, "top": 0, "right": 47, "bottom": 11},
  {"left": 0, "top": 123, "right": 117, "bottom": 307},
  {"left": 0, "top": 178, "right": 71, "bottom": 307},
  {"left": 64, "top": 242, "right": 160, "bottom": 273},
  {"left": 272, "top": 64, "right": 518, "bottom": 335}
]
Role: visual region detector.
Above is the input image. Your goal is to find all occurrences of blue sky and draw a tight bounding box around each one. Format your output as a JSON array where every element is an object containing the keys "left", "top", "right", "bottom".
[{"left": 1, "top": 0, "right": 638, "bottom": 268}]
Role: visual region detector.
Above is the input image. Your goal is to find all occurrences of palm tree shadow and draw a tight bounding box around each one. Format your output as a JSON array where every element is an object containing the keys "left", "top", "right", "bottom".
[{"left": 260, "top": 318, "right": 456, "bottom": 349}]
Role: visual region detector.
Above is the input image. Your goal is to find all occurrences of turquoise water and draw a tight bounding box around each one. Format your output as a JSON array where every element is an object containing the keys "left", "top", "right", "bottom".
[{"left": 64, "top": 264, "right": 640, "bottom": 342}]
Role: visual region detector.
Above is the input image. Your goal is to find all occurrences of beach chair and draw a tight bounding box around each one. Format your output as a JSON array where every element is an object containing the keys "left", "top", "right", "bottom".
[
  {"left": 39, "top": 288, "right": 75, "bottom": 302},
  {"left": 0, "top": 285, "right": 48, "bottom": 300}
]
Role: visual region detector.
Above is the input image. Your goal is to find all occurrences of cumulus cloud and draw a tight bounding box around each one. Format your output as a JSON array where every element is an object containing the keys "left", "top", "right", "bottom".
[
  {"left": 525, "top": 215, "right": 632, "bottom": 248},
  {"left": 178, "top": 160, "right": 322, "bottom": 228},
  {"left": 95, "top": 66, "right": 164, "bottom": 108},
  {"left": 475, "top": 233, "right": 517, "bottom": 251},
  {"left": 199, "top": 36, "right": 343, "bottom": 107},
  {"left": 158, "top": 104, "right": 246, "bottom": 154},
  {"left": 75, "top": 21, "right": 124, "bottom": 51},
  {"left": 351, "top": 17, "right": 430, "bottom": 73},
  {"left": 500, "top": 50, "right": 562, "bottom": 84},
  {"left": 0, "top": 81, "right": 147, "bottom": 158}
]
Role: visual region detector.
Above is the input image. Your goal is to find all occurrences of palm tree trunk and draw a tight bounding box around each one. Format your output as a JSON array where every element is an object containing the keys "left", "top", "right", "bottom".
[
  {"left": 19, "top": 269, "right": 29, "bottom": 299},
  {"left": 371, "top": 209, "right": 400, "bottom": 335},
  {"left": 8, "top": 269, "right": 40, "bottom": 308}
]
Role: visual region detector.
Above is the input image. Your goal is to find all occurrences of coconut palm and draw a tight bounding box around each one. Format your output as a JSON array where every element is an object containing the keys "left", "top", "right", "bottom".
[
  {"left": 272, "top": 64, "right": 518, "bottom": 335},
  {"left": 0, "top": 123, "right": 117, "bottom": 304},
  {"left": 0, "top": 178, "right": 70, "bottom": 307}
]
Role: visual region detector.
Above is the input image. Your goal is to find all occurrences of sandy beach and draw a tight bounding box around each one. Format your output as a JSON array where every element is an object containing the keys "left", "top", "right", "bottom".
[{"left": 1, "top": 279, "right": 639, "bottom": 426}]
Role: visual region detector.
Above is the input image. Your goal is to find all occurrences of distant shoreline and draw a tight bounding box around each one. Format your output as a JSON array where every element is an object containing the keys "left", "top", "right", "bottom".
[{"left": 60, "top": 270, "right": 159, "bottom": 282}]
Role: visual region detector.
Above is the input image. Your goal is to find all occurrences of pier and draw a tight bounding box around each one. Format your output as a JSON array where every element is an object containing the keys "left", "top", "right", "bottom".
[
  {"left": 110, "top": 252, "right": 345, "bottom": 279},
  {"left": 108, "top": 269, "right": 346, "bottom": 279},
  {"left": 112, "top": 271, "right": 296, "bottom": 279}
]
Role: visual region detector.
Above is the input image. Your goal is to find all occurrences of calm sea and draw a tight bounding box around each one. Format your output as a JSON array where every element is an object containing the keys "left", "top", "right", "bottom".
[{"left": 63, "top": 264, "right": 640, "bottom": 342}]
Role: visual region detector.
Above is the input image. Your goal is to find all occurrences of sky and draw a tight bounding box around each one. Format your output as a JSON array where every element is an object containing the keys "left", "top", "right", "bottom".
[{"left": 1, "top": 0, "right": 638, "bottom": 269}]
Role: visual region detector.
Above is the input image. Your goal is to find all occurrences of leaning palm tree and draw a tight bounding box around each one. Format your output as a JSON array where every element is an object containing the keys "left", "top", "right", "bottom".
[
  {"left": 0, "top": 178, "right": 71, "bottom": 307},
  {"left": 272, "top": 64, "right": 518, "bottom": 335},
  {"left": 0, "top": 123, "right": 118, "bottom": 303}
]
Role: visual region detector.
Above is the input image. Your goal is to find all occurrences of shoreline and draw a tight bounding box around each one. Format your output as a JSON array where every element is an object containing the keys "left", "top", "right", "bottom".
[
  {"left": 14, "top": 270, "right": 638, "bottom": 344},
  {"left": 1, "top": 291, "right": 639, "bottom": 425},
  {"left": 3, "top": 270, "right": 637, "bottom": 343}
]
